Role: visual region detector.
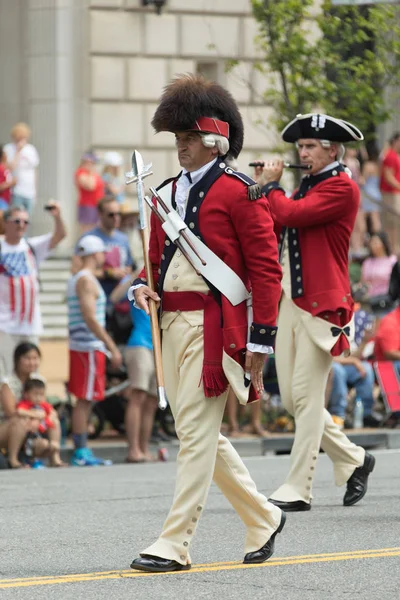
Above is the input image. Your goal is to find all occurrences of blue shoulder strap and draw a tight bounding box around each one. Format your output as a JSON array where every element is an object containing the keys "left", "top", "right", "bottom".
[{"left": 224, "top": 167, "right": 263, "bottom": 200}]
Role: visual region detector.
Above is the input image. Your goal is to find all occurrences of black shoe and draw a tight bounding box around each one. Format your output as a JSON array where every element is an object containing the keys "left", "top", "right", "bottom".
[
  {"left": 130, "top": 555, "right": 191, "bottom": 573},
  {"left": 243, "top": 511, "right": 286, "bottom": 564},
  {"left": 268, "top": 498, "right": 311, "bottom": 512},
  {"left": 363, "top": 413, "right": 383, "bottom": 428},
  {"left": 343, "top": 452, "right": 375, "bottom": 507}
]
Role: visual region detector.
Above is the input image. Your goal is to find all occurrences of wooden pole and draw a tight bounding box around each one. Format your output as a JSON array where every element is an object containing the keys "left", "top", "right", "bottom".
[{"left": 140, "top": 223, "right": 166, "bottom": 408}]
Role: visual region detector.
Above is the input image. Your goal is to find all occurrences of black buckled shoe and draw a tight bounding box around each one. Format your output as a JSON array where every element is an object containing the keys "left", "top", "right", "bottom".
[
  {"left": 130, "top": 555, "right": 191, "bottom": 573},
  {"left": 343, "top": 452, "right": 375, "bottom": 507},
  {"left": 268, "top": 498, "right": 311, "bottom": 512},
  {"left": 243, "top": 511, "right": 286, "bottom": 564}
]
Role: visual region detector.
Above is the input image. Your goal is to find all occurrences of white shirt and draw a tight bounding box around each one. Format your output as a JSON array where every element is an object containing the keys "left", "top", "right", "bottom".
[
  {"left": 4, "top": 143, "right": 40, "bottom": 201},
  {"left": 175, "top": 158, "right": 217, "bottom": 218},
  {"left": 313, "top": 160, "right": 340, "bottom": 177},
  {"left": 0, "top": 234, "right": 52, "bottom": 335}
]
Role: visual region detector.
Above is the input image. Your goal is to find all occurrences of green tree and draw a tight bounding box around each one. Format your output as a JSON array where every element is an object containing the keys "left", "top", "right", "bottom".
[{"left": 247, "top": 0, "right": 400, "bottom": 149}]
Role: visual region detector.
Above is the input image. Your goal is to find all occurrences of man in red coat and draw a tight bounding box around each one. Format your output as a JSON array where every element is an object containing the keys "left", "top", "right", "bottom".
[
  {"left": 129, "top": 75, "right": 285, "bottom": 572},
  {"left": 254, "top": 113, "right": 375, "bottom": 512}
]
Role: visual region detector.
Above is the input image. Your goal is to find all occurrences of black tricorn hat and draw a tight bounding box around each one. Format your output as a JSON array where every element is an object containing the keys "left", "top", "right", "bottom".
[
  {"left": 151, "top": 74, "right": 244, "bottom": 159},
  {"left": 281, "top": 113, "right": 364, "bottom": 143}
]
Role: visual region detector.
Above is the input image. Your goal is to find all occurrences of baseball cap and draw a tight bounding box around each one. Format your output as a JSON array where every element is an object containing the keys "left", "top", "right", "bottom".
[
  {"left": 81, "top": 151, "right": 98, "bottom": 163},
  {"left": 75, "top": 235, "right": 106, "bottom": 257},
  {"left": 103, "top": 151, "right": 123, "bottom": 167}
]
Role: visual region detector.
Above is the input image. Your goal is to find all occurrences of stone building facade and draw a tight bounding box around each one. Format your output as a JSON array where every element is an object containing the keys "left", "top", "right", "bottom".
[
  {"left": 0, "top": 0, "right": 284, "bottom": 248},
  {"left": 0, "top": 0, "right": 398, "bottom": 248}
]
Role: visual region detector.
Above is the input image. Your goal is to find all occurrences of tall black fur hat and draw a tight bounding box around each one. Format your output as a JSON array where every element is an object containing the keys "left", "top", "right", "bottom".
[{"left": 151, "top": 74, "right": 244, "bottom": 159}]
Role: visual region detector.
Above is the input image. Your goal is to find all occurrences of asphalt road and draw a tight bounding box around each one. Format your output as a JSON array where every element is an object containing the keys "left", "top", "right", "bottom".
[{"left": 1, "top": 449, "right": 399, "bottom": 600}]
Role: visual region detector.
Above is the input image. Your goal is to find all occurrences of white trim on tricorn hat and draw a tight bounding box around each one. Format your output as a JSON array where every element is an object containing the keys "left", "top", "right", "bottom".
[{"left": 281, "top": 113, "right": 364, "bottom": 143}]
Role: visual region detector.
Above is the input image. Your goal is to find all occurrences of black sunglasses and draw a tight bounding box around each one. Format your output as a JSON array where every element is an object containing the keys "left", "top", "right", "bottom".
[
  {"left": 10, "top": 218, "right": 30, "bottom": 226},
  {"left": 107, "top": 212, "right": 121, "bottom": 218}
]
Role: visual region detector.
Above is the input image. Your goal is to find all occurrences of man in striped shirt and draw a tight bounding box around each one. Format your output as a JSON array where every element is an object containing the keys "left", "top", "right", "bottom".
[
  {"left": 0, "top": 204, "right": 66, "bottom": 378},
  {"left": 67, "top": 235, "right": 122, "bottom": 466}
]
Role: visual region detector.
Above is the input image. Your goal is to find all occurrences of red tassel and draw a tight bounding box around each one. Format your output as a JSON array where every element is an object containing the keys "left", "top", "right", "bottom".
[
  {"left": 331, "top": 333, "right": 350, "bottom": 357},
  {"left": 201, "top": 364, "right": 228, "bottom": 398}
]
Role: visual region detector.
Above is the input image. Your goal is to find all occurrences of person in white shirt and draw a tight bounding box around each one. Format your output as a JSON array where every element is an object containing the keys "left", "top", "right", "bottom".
[
  {"left": 4, "top": 123, "right": 40, "bottom": 216},
  {"left": 0, "top": 204, "right": 66, "bottom": 378}
]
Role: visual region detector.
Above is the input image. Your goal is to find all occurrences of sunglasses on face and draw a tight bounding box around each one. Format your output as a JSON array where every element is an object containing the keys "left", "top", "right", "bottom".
[
  {"left": 10, "top": 218, "right": 30, "bottom": 226},
  {"left": 107, "top": 212, "right": 121, "bottom": 218}
]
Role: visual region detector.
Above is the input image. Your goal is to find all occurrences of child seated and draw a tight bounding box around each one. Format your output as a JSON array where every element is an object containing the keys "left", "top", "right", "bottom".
[{"left": 17, "top": 377, "right": 66, "bottom": 467}]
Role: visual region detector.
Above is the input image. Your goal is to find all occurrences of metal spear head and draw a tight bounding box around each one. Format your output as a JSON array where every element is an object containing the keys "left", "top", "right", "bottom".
[{"left": 125, "top": 150, "right": 152, "bottom": 185}]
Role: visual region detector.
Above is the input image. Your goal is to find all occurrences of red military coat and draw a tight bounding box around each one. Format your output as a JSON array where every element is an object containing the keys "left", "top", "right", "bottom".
[
  {"left": 265, "top": 164, "right": 359, "bottom": 353},
  {"left": 135, "top": 158, "right": 282, "bottom": 394}
]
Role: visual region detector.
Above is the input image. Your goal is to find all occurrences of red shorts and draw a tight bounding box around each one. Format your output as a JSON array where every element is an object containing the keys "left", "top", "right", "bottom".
[{"left": 68, "top": 350, "right": 106, "bottom": 401}]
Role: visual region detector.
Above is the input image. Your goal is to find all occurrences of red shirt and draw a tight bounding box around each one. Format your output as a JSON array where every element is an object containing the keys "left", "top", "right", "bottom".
[
  {"left": 373, "top": 307, "right": 400, "bottom": 360},
  {"left": 0, "top": 163, "right": 13, "bottom": 203},
  {"left": 17, "top": 399, "right": 55, "bottom": 433},
  {"left": 75, "top": 167, "right": 105, "bottom": 207},
  {"left": 380, "top": 148, "right": 400, "bottom": 193}
]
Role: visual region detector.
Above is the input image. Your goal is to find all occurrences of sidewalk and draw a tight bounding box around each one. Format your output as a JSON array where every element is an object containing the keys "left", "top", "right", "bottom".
[
  {"left": 59, "top": 428, "right": 400, "bottom": 465},
  {"left": 39, "top": 344, "right": 400, "bottom": 463}
]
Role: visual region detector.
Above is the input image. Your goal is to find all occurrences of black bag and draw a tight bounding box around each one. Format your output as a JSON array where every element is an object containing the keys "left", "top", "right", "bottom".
[
  {"left": 389, "top": 260, "right": 400, "bottom": 302},
  {"left": 106, "top": 301, "right": 133, "bottom": 345},
  {"left": 367, "top": 294, "right": 394, "bottom": 313}
]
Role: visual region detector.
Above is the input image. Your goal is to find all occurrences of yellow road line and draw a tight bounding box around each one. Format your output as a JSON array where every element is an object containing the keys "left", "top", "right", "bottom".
[
  {"left": 1, "top": 548, "right": 400, "bottom": 589},
  {"left": 1, "top": 546, "right": 399, "bottom": 584}
]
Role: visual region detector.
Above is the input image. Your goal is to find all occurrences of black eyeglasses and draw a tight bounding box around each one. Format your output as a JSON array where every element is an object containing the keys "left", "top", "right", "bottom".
[
  {"left": 107, "top": 212, "right": 121, "bottom": 218},
  {"left": 10, "top": 218, "right": 30, "bottom": 226}
]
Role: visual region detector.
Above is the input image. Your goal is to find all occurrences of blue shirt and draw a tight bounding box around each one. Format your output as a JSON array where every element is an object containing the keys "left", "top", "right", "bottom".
[
  {"left": 79, "top": 228, "right": 136, "bottom": 299},
  {"left": 126, "top": 304, "right": 153, "bottom": 350}
]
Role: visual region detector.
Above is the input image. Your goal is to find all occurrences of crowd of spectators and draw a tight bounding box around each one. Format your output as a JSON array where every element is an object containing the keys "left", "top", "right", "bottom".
[{"left": 0, "top": 122, "right": 400, "bottom": 470}]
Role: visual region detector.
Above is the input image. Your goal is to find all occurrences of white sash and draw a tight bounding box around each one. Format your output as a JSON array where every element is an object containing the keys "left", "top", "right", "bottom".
[{"left": 157, "top": 182, "right": 251, "bottom": 307}]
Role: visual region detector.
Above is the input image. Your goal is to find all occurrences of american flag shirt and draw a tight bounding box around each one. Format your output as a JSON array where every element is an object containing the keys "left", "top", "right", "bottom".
[{"left": 0, "top": 234, "right": 52, "bottom": 335}]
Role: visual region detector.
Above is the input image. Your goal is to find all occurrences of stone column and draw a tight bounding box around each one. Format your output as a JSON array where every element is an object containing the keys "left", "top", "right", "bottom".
[{"left": 0, "top": 0, "right": 90, "bottom": 249}]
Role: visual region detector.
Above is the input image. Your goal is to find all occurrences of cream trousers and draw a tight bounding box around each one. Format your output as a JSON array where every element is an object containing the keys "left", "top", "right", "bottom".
[
  {"left": 141, "top": 315, "right": 281, "bottom": 565},
  {"left": 270, "top": 294, "right": 365, "bottom": 504}
]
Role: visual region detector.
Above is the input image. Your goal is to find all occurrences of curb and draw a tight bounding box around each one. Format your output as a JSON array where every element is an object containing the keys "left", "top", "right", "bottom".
[{"left": 59, "top": 429, "right": 399, "bottom": 465}]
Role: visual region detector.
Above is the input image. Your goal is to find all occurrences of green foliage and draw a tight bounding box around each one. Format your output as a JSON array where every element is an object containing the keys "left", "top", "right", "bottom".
[{"left": 247, "top": 0, "right": 400, "bottom": 140}]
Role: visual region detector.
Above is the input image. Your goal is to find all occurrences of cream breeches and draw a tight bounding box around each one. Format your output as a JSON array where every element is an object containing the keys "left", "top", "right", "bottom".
[
  {"left": 141, "top": 315, "right": 281, "bottom": 565},
  {"left": 270, "top": 294, "right": 365, "bottom": 503}
]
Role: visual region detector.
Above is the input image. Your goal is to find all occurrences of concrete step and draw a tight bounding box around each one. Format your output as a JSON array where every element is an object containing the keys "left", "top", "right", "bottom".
[
  {"left": 39, "top": 270, "right": 70, "bottom": 281},
  {"left": 40, "top": 259, "right": 71, "bottom": 271},
  {"left": 42, "top": 314, "right": 68, "bottom": 327},
  {"left": 41, "top": 280, "right": 68, "bottom": 292},
  {"left": 41, "top": 327, "right": 68, "bottom": 338},
  {"left": 39, "top": 292, "right": 66, "bottom": 304},
  {"left": 58, "top": 429, "right": 400, "bottom": 465},
  {"left": 41, "top": 304, "right": 67, "bottom": 315},
  {"left": 261, "top": 429, "right": 400, "bottom": 454}
]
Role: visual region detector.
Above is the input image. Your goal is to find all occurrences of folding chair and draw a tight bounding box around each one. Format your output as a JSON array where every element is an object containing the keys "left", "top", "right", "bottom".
[{"left": 373, "top": 361, "right": 400, "bottom": 414}]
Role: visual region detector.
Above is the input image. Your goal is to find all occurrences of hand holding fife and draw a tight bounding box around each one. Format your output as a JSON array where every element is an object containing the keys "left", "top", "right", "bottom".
[
  {"left": 134, "top": 285, "right": 161, "bottom": 315},
  {"left": 253, "top": 159, "right": 284, "bottom": 187},
  {"left": 245, "top": 350, "right": 265, "bottom": 396}
]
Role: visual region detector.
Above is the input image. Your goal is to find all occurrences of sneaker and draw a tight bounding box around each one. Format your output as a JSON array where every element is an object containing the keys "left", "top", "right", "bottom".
[
  {"left": 31, "top": 459, "right": 46, "bottom": 469},
  {"left": 71, "top": 447, "right": 112, "bottom": 467}
]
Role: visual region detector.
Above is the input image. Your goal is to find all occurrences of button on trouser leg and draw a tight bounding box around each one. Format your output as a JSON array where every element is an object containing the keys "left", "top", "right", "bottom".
[
  {"left": 141, "top": 317, "right": 228, "bottom": 565},
  {"left": 271, "top": 295, "right": 365, "bottom": 503},
  {"left": 213, "top": 434, "right": 281, "bottom": 554},
  {"left": 320, "top": 411, "right": 365, "bottom": 486}
]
